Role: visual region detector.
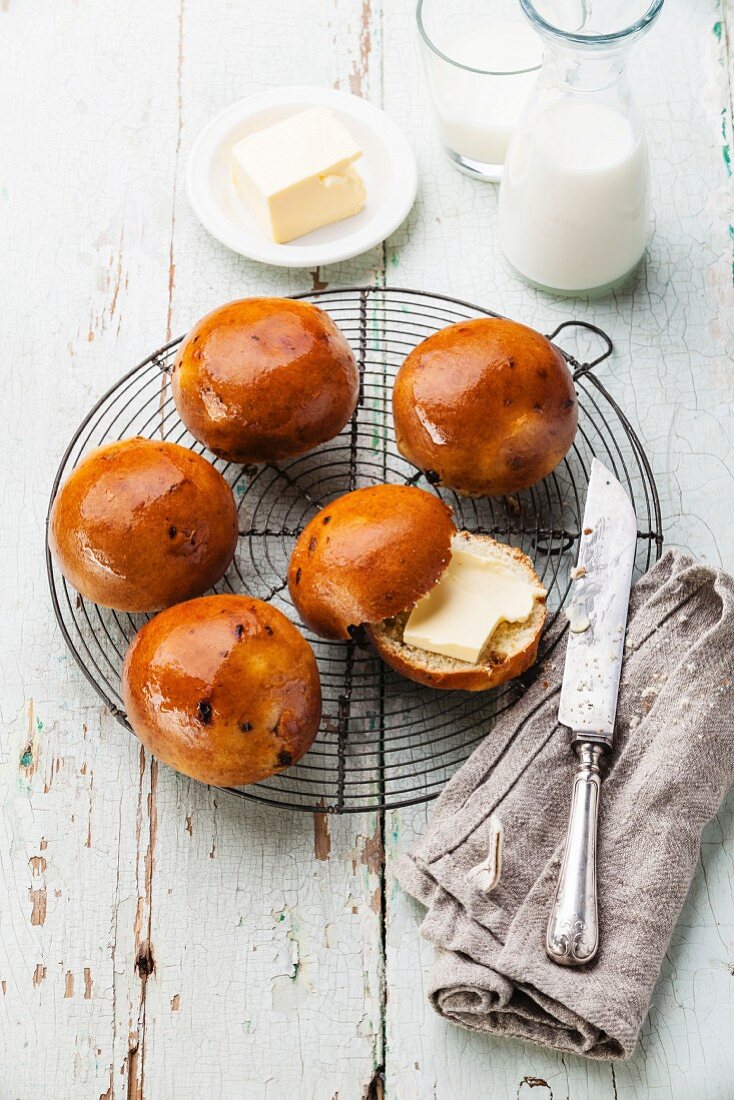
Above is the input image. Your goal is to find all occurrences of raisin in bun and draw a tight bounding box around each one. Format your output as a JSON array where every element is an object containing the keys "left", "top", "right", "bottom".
[
  {"left": 172, "top": 297, "right": 359, "bottom": 464},
  {"left": 122, "top": 595, "right": 322, "bottom": 786},
  {"left": 288, "top": 484, "right": 456, "bottom": 640},
  {"left": 392, "top": 317, "right": 577, "bottom": 497},
  {"left": 48, "top": 438, "right": 238, "bottom": 612}
]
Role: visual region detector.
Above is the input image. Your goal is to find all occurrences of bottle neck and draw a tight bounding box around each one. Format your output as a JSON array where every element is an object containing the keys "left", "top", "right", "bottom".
[{"left": 540, "top": 43, "right": 630, "bottom": 92}]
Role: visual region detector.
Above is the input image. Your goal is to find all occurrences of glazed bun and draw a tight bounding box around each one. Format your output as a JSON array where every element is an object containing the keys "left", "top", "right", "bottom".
[
  {"left": 122, "top": 595, "right": 322, "bottom": 786},
  {"left": 172, "top": 297, "right": 359, "bottom": 464},
  {"left": 48, "top": 438, "right": 238, "bottom": 612},
  {"left": 288, "top": 484, "right": 456, "bottom": 639},
  {"left": 393, "top": 317, "right": 578, "bottom": 497}
]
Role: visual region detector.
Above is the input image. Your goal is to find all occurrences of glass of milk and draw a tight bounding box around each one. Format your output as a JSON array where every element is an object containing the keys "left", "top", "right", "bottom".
[
  {"left": 498, "top": 0, "right": 665, "bottom": 295},
  {"left": 417, "top": 0, "right": 543, "bottom": 181}
]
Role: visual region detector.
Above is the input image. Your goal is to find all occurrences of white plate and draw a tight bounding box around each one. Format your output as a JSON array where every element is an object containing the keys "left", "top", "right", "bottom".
[{"left": 186, "top": 86, "right": 418, "bottom": 268}]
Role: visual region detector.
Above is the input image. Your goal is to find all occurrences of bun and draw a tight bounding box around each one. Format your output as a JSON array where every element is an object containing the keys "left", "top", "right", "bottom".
[
  {"left": 393, "top": 317, "right": 577, "bottom": 497},
  {"left": 367, "top": 533, "right": 546, "bottom": 690},
  {"left": 172, "top": 297, "right": 359, "bottom": 463},
  {"left": 288, "top": 484, "right": 456, "bottom": 639},
  {"left": 48, "top": 438, "right": 238, "bottom": 612},
  {"left": 122, "top": 595, "right": 322, "bottom": 786}
]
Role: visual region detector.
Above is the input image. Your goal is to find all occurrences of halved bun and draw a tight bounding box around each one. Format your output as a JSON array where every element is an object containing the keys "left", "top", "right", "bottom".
[
  {"left": 366, "top": 533, "right": 546, "bottom": 691},
  {"left": 288, "top": 484, "right": 456, "bottom": 640}
]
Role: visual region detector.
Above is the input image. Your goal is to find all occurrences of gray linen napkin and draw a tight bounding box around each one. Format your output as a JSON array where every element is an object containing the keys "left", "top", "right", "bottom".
[{"left": 396, "top": 551, "right": 734, "bottom": 1059}]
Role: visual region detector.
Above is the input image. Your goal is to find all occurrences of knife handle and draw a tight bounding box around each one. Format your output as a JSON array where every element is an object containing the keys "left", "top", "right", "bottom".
[{"left": 546, "top": 741, "right": 605, "bottom": 967}]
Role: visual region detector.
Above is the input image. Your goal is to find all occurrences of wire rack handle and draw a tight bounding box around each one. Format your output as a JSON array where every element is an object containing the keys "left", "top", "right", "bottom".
[{"left": 546, "top": 320, "right": 614, "bottom": 378}]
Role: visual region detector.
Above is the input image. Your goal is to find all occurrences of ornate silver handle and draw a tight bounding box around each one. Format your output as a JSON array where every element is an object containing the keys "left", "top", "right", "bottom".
[{"left": 546, "top": 741, "right": 606, "bottom": 966}]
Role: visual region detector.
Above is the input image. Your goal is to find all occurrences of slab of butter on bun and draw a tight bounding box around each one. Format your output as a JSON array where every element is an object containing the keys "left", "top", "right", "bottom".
[
  {"left": 368, "top": 533, "right": 546, "bottom": 691},
  {"left": 402, "top": 539, "right": 538, "bottom": 663},
  {"left": 231, "top": 107, "right": 366, "bottom": 243},
  {"left": 393, "top": 317, "right": 577, "bottom": 497},
  {"left": 287, "top": 484, "right": 546, "bottom": 691}
]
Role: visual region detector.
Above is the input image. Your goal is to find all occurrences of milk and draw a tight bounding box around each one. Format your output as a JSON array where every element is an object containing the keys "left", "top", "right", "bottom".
[
  {"left": 498, "top": 99, "right": 649, "bottom": 293},
  {"left": 429, "top": 20, "right": 542, "bottom": 168}
]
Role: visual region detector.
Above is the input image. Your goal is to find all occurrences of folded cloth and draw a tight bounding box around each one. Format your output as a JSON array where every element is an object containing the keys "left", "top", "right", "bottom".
[{"left": 396, "top": 551, "right": 734, "bottom": 1059}]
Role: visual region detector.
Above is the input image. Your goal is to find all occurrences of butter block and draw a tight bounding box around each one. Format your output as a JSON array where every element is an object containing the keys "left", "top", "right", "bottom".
[
  {"left": 231, "top": 107, "right": 366, "bottom": 243},
  {"left": 403, "top": 549, "right": 535, "bottom": 664}
]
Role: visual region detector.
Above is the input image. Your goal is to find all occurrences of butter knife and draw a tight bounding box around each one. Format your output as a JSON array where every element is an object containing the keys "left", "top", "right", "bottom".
[{"left": 546, "top": 458, "right": 637, "bottom": 966}]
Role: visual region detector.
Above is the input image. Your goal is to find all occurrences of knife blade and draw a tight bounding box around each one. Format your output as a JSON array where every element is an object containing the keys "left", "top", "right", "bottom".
[
  {"left": 558, "top": 458, "right": 638, "bottom": 742},
  {"left": 546, "top": 458, "right": 637, "bottom": 967}
]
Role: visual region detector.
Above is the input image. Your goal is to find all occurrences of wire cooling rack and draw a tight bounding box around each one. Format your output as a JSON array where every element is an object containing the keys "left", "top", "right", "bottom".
[{"left": 46, "top": 287, "right": 663, "bottom": 814}]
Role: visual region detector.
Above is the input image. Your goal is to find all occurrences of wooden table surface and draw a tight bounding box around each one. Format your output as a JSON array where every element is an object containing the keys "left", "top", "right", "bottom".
[{"left": 2, "top": 1, "right": 733, "bottom": 1097}]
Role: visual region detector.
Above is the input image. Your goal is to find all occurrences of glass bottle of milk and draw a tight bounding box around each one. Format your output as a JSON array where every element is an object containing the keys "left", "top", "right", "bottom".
[{"left": 498, "top": 0, "right": 664, "bottom": 295}]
